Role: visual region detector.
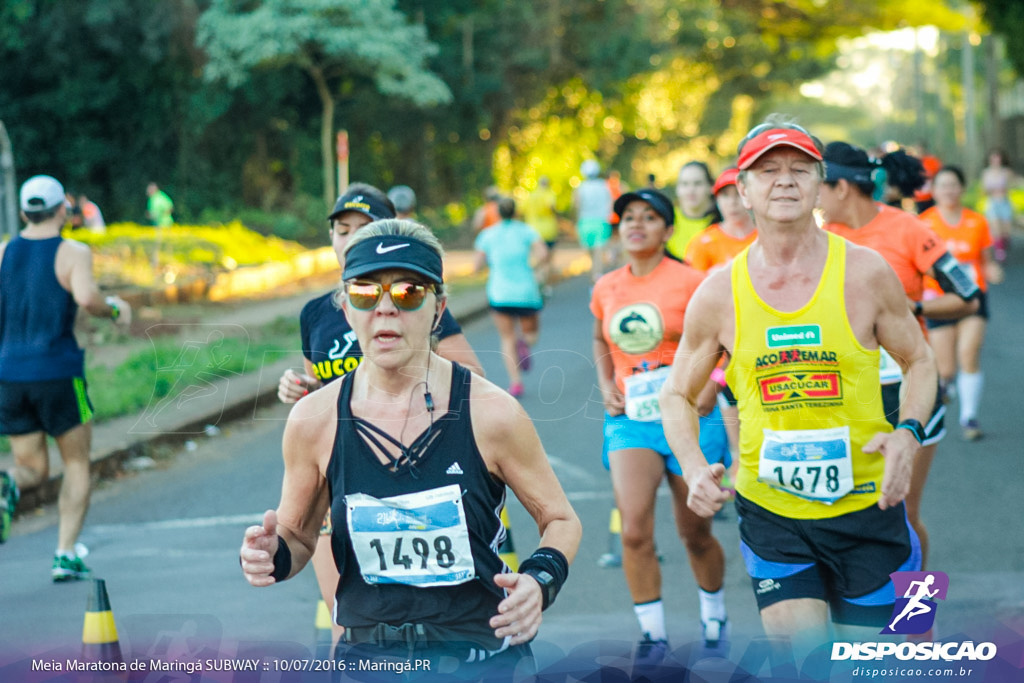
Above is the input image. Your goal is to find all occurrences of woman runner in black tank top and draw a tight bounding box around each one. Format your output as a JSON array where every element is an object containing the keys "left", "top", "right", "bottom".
[{"left": 240, "top": 220, "right": 580, "bottom": 677}]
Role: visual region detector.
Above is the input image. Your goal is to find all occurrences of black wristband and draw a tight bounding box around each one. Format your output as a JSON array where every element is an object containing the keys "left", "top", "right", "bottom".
[
  {"left": 518, "top": 547, "right": 569, "bottom": 611},
  {"left": 913, "top": 301, "right": 923, "bottom": 317},
  {"left": 270, "top": 538, "right": 292, "bottom": 582},
  {"left": 896, "top": 418, "right": 926, "bottom": 444}
]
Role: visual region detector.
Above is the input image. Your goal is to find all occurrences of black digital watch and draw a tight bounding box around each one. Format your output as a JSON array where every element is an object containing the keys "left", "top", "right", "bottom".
[{"left": 522, "top": 568, "right": 558, "bottom": 610}]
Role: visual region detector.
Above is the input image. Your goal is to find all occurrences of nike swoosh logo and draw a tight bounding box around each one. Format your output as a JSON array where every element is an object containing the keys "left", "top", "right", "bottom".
[{"left": 376, "top": 243, "right": 410, "bottom": 254}]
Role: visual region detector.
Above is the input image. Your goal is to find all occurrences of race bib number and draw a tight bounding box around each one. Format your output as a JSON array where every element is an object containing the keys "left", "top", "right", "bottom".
[
  {"left": 758, "top": 426, "right": 854, "bottom": 503},
  {"left": 878, "top": 347, "right": 903, "bottom": 385},
  {"left": 624, "top": 366, "right": 671, "bottom": 422},
  {"left": 345, "top": 484, "right": 475, "bottom": 587}
]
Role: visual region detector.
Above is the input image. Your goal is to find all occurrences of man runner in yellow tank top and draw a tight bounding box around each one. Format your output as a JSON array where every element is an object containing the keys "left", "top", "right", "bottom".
[{"left": 660, "top": 116, "right": 938, "bottom": 648}]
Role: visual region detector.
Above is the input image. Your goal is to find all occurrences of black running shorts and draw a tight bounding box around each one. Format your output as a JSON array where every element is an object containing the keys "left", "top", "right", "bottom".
[
  {"left": 0, "top": 377, "right": 94, "bottom": 437},
  {"left": 736, "top": 493, "right": 921, "bottom": 627}
]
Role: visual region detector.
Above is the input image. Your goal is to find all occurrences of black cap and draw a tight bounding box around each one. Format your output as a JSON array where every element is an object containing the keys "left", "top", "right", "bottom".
[
  {"left": 824, "top": 161, "right": 874, "bottom": 185},
  {"left": 343, "top": 234, "right": 444, "bottom": 284},
  {"left": 328, "top": 187, "right": 395, "bottom": 222},
  {"left": 613, "top": 189, "right": 675, "bottom": 227}
]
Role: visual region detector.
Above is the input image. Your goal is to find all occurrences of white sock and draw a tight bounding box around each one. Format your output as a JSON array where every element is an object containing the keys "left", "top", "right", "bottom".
[
  {"left": 699, "top": 587, "right": 727, "bottom": 623},
  {"left": 957, "top": 371, "right": 983, "bottom": 423},
  {"left": 634, "top": 600, "right": 667, "bottom": 641},
  {"left": 56, "top": 548, "right": 76, "bottom": 559}
]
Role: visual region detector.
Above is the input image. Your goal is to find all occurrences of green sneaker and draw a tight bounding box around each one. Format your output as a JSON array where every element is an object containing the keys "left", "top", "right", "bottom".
[
  {"left": 52, "top": 554, "right": 92, "bottom": 582},
  {"left": 0, "top": 471, "right": 19, "bottom": 544}
]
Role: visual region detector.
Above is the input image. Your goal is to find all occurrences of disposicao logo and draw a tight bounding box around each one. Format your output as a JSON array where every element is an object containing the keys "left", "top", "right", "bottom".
[
  {"left": 882, "top": 571, "right": 948, "bottom": 635},
  {"left": 830, "top": 570, "right": 998, "bottom": 663}
]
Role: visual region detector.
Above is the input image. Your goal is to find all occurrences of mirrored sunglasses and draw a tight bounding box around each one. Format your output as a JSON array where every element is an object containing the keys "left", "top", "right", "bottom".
[{"left": 346, "top": 280, "right": 434, "bottom": 311}]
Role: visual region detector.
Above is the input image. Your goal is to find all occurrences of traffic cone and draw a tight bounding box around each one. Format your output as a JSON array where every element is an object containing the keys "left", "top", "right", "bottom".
[
  {"left": 597, "top": 507, "right": 623, "bottom": 568},
  {"left": 499, "top": 508, "right": 519, "bottom": 572},
  {"left": 314, "top": 599, "right": 333, "bottom": 658},
  {"left": 81, "top": 579, "right": 122, "bottom": 663}
]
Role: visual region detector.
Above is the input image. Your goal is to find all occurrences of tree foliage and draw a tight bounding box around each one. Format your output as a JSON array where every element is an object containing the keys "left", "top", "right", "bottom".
[
  {"left": 977, "top": 0, "right": 1024, "bottom": 75},
  {"left": 0, "top": 0, "right": 992, "bottom": 243},
  {"left": 198, "top": 0, "right": 451, "bottom": 208}
]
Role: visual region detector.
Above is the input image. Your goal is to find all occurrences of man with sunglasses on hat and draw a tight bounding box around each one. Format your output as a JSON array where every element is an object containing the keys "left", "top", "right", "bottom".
[
  {"left": 243, "top": 219, "right": 581, "bottom": 675},
  {"left": 0, "top": 175, "right": 132, "bottom": 580},
  {"left": 659, "top": 116, "right": 938, "bottom": 649}
]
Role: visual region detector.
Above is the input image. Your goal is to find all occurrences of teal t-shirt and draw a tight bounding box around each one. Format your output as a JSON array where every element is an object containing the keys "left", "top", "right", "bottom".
[{"left": 474, "top": 220, "right": 543, "bottom": 308}]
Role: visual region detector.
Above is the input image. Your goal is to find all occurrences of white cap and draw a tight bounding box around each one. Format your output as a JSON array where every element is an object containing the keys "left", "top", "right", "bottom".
[{"left": 20, "top": 175, "right": 66, "bottom": 213}]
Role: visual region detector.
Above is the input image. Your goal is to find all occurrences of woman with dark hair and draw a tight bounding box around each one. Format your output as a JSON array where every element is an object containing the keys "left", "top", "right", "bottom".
[
  {"left": 981, "top": 149, "right": 1016, "bottom": 261},
  {"left": 872, "top": 148, "right": 928, "bottom": 212},
  {"left": 243, "top": 219, "right": 581, "bottom": 676},
  {"left": 592, "top": 188, "right": 730, "bottom": 663},
  {"left": 820, "top": 141, "right": 979, "bottom": 572},
  {"left": 920, "top": 166, "right": 1004, "bottom": 441},
  {"left": 666, "top": 161, "right": 719, "bottom": 259},
  {"left": 474, "top": 196, "right": 548, "bottom": 398}
]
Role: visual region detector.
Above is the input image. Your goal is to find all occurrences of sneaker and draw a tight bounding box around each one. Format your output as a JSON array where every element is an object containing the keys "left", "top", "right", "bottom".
[
  {"left": 515, "top": 338, "right": 531, "bottom": 372},
  {"left": 52, "top": 554, "right": 92, "bottom": 582},
  {"left": 508, "top": 382, "right": 524, "bottom": 399},
  {"left": 0, "top": 471, "right": 19, "bottom": 544},
  {"left": 634, "top": 635, "right": 669, "bottom": 668},
  {"left": 702, "top": 618, "right": 728, "bottom": 648},
  {"left": 962, "top": 419, "right": 982, "bottom": 441}
]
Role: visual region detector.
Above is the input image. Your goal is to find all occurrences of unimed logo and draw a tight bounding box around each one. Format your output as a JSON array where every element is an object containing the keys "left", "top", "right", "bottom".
[{"left": 882, "top": 571, "right": 949, "bottom": 635}]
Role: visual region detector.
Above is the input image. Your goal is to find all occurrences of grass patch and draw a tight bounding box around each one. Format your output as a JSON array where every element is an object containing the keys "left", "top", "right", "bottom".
[{"left": 86, "top": 316, "right": 301, "bottom": 422}]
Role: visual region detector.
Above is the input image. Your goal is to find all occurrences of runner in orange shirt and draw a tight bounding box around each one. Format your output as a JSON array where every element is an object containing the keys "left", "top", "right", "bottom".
[
  {"left": 591, "top": 188, "right": 731, "bottom": 663},
  {"left": 820, "top": 142, "right": 979, "bottom": 572},
  {"left": 920, "top": 166, "right": 1004, "bottom": 441}
]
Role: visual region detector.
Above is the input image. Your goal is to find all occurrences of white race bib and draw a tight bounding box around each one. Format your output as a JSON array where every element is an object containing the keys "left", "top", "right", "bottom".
[
  {"left": 879, "top": 347, "right": 903, "bottom": 385},
  {"left": 758, "top": 426, "right": 854, "bottom": 504},
  {"left": 624, "top": 366, "right": 671, "bottom": 422},
  {"left": 346, "top": 484, "right": 475, "bottom": 587}
]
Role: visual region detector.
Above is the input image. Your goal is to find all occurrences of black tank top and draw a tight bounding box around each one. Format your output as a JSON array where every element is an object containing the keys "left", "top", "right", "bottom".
[
  {"left": 327, "top": 363, "right": 509, "bottom": 648},
  {"left": 0, "top": 236, "right": 84, "bottom": 381}
]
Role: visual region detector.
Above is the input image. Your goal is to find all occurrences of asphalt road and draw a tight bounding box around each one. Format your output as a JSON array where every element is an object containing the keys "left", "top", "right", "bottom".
[{"left": 2, "top": 263, "right": 1023, "bottom": 680}]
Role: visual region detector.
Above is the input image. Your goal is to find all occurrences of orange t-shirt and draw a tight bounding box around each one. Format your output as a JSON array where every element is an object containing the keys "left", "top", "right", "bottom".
[
  {"left": 919, "top": 206, "right": 993, "bottom": 292},
  {"left": 824, "top": 204, "right": 944, "bottom": 302},
  {"left": 684, "top": 223, "right": 757, "bottom": 272},
  {"left": 590, "top": 256, "right": 705, "bottom": 393}
]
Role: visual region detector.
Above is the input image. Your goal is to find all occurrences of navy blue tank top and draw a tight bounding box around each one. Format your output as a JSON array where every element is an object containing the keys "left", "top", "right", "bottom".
[
  {"left": 327, "top": 363, "right": 509, "bottom": 648},
  {"left": 0, "top": 236, "right": 84, "bottom": 381}
]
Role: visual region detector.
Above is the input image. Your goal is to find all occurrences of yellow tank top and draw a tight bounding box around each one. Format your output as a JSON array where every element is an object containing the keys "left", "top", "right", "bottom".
[
  {"left": 666, "top": 211, "right": 713, "bottom": 260},
  {"left": 725, "top": 232, "right": 891, "bottom": 519}
]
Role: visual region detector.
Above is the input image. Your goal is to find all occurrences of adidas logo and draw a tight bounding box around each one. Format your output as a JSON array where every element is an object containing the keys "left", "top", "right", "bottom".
[{"left": 446, "top": 462, "right": 464, "bottom": 475}]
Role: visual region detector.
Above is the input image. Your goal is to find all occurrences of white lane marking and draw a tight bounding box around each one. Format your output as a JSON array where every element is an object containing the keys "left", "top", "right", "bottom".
[{"left": 546, "top": 454, "right": 600, "bottom": 486}]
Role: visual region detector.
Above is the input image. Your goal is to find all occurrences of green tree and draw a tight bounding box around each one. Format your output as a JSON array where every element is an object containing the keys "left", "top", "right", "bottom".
[
  {"left": 977, "top": 0, "right": 1024, "bottom": 74},
  {"left": 198, "top": 0, "right": 452, "bottom": 209}
]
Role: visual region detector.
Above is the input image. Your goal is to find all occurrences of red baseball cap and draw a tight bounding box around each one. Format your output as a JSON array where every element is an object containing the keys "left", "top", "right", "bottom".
[
  {"left": 737, "top": 128, "right": 822, "bottom": 170},
  {"left": 712, "top": 168, "right": 740, "bottom": 195}
]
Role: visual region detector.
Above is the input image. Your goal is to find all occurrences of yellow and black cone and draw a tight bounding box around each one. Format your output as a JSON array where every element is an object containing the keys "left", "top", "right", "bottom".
[
  {"left": 82, "top": 578, "right": 122, "bottom": 663},
  {"left": 314, "top": 599, "right": 333, "bottom": 658},
  {"left": 597, "top": 507, "right": 623, "bottom": 568},
  {"left": 499, "top": 508, "right": 519, "bottom": 572}
]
